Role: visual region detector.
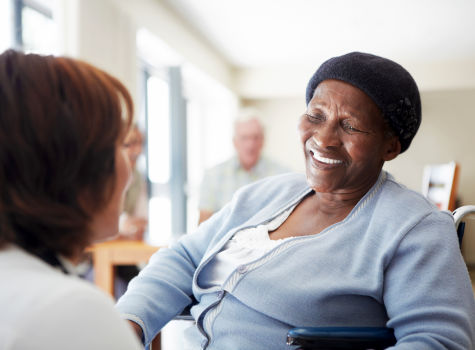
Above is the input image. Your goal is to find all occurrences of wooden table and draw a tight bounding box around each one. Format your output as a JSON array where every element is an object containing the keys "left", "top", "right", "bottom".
[{"left": 87, "top": 240, "right": 161, "bottom": 296}]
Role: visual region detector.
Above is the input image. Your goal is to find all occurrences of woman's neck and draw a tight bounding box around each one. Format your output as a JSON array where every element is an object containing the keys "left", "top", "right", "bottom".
[{"left": 314, "top": 171, "right": 381, "bottom": 214}]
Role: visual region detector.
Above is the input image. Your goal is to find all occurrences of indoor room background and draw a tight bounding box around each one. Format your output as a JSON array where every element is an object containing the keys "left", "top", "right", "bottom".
[
  {"left": 2, "top": 1, "right": 475, "bottom": 349},
  {"left": 2, "top": 0, "right": 475, "bottom": 261}
]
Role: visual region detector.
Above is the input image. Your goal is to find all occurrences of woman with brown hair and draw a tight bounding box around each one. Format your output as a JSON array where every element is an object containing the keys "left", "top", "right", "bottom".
[{"left": 0, "top": 50, "right": 142, "bottom": 350}]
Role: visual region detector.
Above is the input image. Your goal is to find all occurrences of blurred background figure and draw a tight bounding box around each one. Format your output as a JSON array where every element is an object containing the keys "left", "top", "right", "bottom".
[
  {"left": 113, "top": 125, "right": 149, "bottom": 299},
  {"left": 120, "top": 125, "right": 148, "bottom": 241},
  {"left": 198, "top": 108, "right": 289, "bottom": 224}
]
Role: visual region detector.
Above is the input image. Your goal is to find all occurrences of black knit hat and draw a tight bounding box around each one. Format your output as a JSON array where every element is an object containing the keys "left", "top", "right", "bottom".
[{"left": 306, "top": 52, "right": 421, "bottom": 153}]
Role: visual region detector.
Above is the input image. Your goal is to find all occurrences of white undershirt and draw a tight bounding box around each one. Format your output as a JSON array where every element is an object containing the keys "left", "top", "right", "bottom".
[{"left": 200, "top": 204, "right": 297, "bottom": 288}]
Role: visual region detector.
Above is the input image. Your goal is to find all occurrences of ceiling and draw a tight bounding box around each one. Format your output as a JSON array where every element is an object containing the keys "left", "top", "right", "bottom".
[{"left": 162, "top": 0, "right": 475, "bottom": 70}]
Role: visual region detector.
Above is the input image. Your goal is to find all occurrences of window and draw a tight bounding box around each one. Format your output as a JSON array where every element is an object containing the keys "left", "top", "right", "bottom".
[
  {"left": 147, "top": 75, "right": 171, "bottom": 184},
  {"left": 13, "top": 0, "right": 60, "bottom": 54},
  {"left": 138, "top": 29, "right": 188, "bottom": 246},
  {"left": 137, "top": 28, "right": 237, "bottom": 246},
  {"left": 145, "top": 70, "right": 173, "bottom": 246},
  {"left": 0, "top": 1, "right": 14, "bottom": 52}
]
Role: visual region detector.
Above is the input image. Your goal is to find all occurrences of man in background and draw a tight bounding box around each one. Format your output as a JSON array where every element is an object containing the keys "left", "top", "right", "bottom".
[{"left": 198, "top": 109, "right": 288, "bottom": 223}]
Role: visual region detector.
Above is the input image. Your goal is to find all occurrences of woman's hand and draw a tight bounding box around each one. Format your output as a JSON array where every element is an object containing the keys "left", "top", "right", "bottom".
[{"left": 119, "top": 216, "right": 148, "bottom": 241}]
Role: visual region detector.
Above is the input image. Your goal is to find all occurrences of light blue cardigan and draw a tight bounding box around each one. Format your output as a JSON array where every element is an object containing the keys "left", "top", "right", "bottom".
[{"left": 116, "top": 171, "right": 475, "bottom": 349}]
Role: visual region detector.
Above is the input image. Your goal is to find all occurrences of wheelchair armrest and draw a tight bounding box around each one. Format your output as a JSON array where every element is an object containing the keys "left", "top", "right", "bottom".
[
  {"left": 453, "top": 205, "right": 475, "bottom": 247},
  {"left": 173, "top": 295, "right": 197, "bottom": 321},
  {"left": 286, "top": 326, "right": 396, "bottom": 350},
  {"left": 174, "top": 302, "right": 194, "bottom": 321}
]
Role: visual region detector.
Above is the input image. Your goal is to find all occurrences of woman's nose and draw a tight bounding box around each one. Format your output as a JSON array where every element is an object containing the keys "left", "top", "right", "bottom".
[{"left": 311, "top": 122, "right": 342, "bottom": 149}]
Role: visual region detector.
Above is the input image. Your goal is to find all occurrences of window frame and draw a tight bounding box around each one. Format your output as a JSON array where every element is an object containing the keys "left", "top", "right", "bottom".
[
  {"left": 13, "top": 0, "right": 53, "bottom": 48},
  {"left": 140, "top": 62, "right": 188, "bottom": 244}
]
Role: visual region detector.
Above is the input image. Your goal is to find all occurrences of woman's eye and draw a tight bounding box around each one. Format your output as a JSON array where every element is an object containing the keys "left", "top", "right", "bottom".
[
  {"left": 341, "top": 120, "right": 367, "bottom": 134},
  {"left": 305, "top": 113, "right": 324, "bottom": 123}
]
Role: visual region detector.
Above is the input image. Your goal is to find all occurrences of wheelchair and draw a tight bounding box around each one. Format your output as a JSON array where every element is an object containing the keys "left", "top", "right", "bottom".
[{"left": 286, "top": 205, "right": 475, "bottom": 349}]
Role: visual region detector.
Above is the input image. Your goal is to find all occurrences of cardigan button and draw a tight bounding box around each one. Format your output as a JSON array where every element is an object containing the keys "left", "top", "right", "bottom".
[{"left": 237, "top": 265, "right": 248, "bottom": 274}]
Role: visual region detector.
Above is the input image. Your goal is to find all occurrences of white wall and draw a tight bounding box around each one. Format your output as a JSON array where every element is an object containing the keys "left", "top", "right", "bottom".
[
  {"left": 245, "top": 88, "right": 475, "bottom": 206},
  {"left": 60, "top": 0, "right": 138, "bottom": 106},
  {"left": 109, "top": 0, "right": 234, "bottom": 92},
  {"left": 385, "top": 88, "right": 475, "bottom": 206},
  {"left": 236, "top": 59, "right": 475, "bottom": 99},
  {"left": 61, "top": 0, "right": 235, "bottom": 114}
]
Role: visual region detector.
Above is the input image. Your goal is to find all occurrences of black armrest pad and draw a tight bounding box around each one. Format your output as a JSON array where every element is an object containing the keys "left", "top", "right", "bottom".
[{"left": 287, "top": 327, "right": 396, "bottom": 350}]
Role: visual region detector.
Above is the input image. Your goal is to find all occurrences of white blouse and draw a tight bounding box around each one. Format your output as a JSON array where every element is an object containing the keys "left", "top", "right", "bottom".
[{"left": 200, "top": 205, "right": 296, "bottom": 288}]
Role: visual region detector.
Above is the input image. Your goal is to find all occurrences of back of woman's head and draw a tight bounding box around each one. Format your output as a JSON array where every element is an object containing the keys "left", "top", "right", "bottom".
[{"left": 0, "top": 50, "right": 133, "bottom": 258}]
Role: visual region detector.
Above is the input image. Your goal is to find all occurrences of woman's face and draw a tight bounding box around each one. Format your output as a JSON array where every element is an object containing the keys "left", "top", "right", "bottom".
[
  {"left": 89, "top": 144, "right": 132, "bottom": 242},
  {"left": 124, "top": 127, "right": 143, "bottom": 169},
  {"left": 299, "top": 79, "right": 399, "bottom": 194}
]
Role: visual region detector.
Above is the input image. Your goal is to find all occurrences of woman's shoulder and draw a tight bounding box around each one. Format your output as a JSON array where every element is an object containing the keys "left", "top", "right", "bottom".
[
  {"left": 15, "top": 274, "right": 141, "bottom": 349},
  {"left": 14, "top": 283, "right": 142, "bottom": 349},
  {"left": 1, "top": 247, "right": 110, "bottom": 317},
  {"left": 373, "top": 172, "right": 454, "bottom": 228},
  {"left": 381, "top": 173, "right": 439, "bottom": 211},
  {"left": 0, "top": 246, "right": 142, "bottom": 349}
]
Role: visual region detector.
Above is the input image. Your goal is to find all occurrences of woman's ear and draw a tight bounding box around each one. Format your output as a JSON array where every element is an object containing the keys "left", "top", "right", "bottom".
[{"left": 382, "top": 136, "right": 401, "bottom": 161}]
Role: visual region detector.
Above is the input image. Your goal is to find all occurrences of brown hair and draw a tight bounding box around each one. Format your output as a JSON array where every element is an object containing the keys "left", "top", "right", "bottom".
[{"left": 0, "top": 50, "right": 133, "bottom": 258}]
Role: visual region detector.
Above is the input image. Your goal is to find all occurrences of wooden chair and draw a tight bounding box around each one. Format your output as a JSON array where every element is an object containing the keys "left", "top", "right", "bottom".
[{"left": 422, "top": 162, "right": 460, "bottom": 211}]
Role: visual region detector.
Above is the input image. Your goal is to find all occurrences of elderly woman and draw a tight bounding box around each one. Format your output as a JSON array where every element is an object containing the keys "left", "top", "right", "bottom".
[
  {"left": 0, "top": 50, "right": 142, "bottom": 349},
  {"left": 117, "top": 52, "right": 475, "bottom": 349}
]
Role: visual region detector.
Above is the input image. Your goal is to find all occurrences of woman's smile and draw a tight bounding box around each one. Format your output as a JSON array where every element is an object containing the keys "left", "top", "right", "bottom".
[{"left": 308, "top": 145, "right": 344, "bottom": 169}]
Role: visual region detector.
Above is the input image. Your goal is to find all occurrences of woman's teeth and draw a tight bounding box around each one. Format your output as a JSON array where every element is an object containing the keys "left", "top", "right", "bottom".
[{"left": 312, "top": 153, "right": 342, "bottom": 165}]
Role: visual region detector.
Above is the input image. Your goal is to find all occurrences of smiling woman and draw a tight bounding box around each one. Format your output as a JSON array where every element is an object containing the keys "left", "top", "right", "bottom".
[{"left": 116, "top": 52, "right": 475, "bottom": 350}]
